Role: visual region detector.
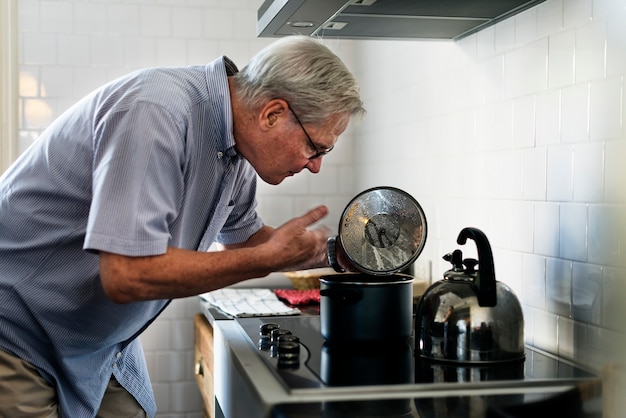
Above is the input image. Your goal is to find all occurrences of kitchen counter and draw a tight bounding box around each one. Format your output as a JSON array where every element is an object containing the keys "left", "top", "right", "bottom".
[{"left": 196, "top": 299, "right": 601, "bottom": 418}]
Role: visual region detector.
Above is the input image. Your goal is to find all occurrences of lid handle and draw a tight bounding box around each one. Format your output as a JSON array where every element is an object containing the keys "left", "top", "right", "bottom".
[{"left": 457, "top": 227, "right": 497, "bottom": 307}]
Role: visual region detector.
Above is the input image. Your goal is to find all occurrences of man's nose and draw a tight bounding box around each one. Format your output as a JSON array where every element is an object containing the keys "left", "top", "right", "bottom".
[{"left": 305, "top": 157, "right": 322, "bottom": 173}]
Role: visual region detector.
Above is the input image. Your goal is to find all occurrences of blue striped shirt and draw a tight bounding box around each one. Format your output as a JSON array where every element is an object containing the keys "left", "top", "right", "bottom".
[{"left": 0, "top": 56, "right": 263, "bottom": 417}]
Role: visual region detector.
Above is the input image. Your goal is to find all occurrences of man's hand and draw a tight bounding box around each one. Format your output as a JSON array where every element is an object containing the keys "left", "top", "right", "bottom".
[{"left": 260, "top": 205, "right": 331, "bottom": 271}]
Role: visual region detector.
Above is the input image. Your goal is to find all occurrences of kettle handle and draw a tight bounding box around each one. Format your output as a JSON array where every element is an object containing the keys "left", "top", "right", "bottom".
[{"left": 457, "top": 227, "right": 497, "bottom": 307}]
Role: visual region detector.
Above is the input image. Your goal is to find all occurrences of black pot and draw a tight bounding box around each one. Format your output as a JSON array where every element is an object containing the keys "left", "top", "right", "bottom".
[{"left": 319, "top": 273, "right": 414, "bottom": 342}]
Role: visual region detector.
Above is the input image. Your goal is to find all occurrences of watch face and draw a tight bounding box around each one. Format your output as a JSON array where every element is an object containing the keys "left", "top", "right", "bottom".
[{"left": 338, "top": 187, "right": 427, "bottom": 275}]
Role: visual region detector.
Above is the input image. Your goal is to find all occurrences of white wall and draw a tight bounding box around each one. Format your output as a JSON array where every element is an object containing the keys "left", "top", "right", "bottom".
[{"left": 351, "top": 0, "right": 626, "bottom": 371}]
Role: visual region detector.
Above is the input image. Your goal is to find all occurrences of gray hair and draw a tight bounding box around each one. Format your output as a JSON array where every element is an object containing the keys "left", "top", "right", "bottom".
[{"left": 232, "top": 35, "right": 365, "bottom": 124}]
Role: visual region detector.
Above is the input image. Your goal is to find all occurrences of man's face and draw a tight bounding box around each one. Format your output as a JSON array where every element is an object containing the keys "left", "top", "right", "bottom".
[{"left": 253, "top": 108, "right": 350, "bottom": 185}]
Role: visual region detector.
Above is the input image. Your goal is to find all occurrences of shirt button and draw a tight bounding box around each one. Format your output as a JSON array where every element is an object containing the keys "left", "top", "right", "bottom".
[
  {"left": 217, "top": 152, "right": 223, "bottom": 159},
  {"left": 116, "top": 352, "right": 122, "bottom": 359}
]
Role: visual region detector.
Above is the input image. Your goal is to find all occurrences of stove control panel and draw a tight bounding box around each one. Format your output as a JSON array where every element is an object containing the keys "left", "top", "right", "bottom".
[
  {"left": 258, "top": 323, "right": 302, "bottom": 369},
  {"left": 236, "top": 317, "right": 325, "bottom": 389}
]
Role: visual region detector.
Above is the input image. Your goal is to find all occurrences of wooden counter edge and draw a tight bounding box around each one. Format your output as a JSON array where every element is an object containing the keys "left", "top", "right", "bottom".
[{"left": 194, "top": 313, "right": 215, "bottom": 418}]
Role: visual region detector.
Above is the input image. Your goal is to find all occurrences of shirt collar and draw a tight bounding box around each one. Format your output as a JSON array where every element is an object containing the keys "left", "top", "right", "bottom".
[{"left": 207, "top": 56, "right": 241, "bottom": 160}]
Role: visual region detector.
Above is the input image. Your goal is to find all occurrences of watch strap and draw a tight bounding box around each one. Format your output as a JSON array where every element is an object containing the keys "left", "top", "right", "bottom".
[{"left": 327, "top": 237, "right": 346, "bottom": 273}]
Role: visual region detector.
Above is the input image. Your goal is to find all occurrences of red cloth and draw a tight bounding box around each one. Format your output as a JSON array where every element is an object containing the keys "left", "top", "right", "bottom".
[{"left": 274, "top": 289, "right": 320, "bottom": 306}]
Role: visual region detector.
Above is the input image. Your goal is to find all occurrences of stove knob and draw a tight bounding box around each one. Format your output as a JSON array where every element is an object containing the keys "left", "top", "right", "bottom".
[
  {"left": 278, "top": 334, "right": 300, "bottom": 344},
  {"left": 258, "top": 323, "right": 279, "bottom": 350},
  {"left": 259, "top": 323, "right": 279, "bottom": 336},
  {"left": 270, "top": 328, "right": 292, "bottom": 344},
  {"left": 269, "top": 329, "right": 292, "bottom": 357},
  {"left": 278, "top": 340, "right": 300, "bottom": 357},
  {"left": 258, "top": 336, "right": 271, "bottom": 351},
  {"left": 277, "top": 358, "right": 299, "bottom": 370},
  {"left": 277, "top": 341, "right": 300, "bottom": 370},
  {"left": 272, "top": 334, "right": 300, "bottom": 356}
]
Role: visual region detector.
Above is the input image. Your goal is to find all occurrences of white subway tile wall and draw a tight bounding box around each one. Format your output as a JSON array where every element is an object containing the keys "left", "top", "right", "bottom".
[
  {"left": 352, "top": 0, "right": 626, "bottom": 372},
  {"left": 13, "top": 0, "right": 626, "bottom": 415}
]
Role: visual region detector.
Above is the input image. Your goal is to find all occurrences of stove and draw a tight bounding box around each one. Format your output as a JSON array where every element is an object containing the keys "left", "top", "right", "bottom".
[
  {"left": 236, "top": 315, "right": 594, "bottom": 388},
  {"left": 221, "top": 315, "right": 599, "bottom": 418},
  {"left": 209, "top": 307, "right": 600, "bottom": 418}
]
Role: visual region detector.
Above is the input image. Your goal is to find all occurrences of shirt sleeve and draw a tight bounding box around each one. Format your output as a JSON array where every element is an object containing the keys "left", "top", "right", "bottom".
[{"left": 84, "top": 101, "right": 186, "bottom": 256}]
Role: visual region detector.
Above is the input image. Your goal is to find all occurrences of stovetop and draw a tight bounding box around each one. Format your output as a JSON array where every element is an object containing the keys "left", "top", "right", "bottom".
[{"left": 235, "top": 315, "right": 596, "bottom": 392}]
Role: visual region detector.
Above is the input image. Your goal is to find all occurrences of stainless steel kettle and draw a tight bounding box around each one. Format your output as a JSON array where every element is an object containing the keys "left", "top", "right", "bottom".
[{"left": 415, "top": 227, "right": 524, "bottom": 364}]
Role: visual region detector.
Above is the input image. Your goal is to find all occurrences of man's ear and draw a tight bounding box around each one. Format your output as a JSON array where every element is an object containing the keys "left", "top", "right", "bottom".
[{"left": 259, "top": 99, "right": 288, "bottom": 131}]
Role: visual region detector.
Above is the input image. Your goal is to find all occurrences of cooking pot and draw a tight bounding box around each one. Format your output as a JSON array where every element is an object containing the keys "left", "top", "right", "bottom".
[
  {"left": 415, "top": 227, "right": 524, "bottom": 364},
  {"left": 320, "top": 273, "right": 414, "bottom": 342},
  {"left": 322, "top": 187, "right": 427, "bottom": 342}
]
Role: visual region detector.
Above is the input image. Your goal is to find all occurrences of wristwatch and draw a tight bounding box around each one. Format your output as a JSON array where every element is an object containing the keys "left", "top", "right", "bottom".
[{"left": 327, "top": 236, "right": 346, "bottom": 273}]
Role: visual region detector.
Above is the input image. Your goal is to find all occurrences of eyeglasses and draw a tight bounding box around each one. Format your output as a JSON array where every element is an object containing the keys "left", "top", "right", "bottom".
[{"left": 287, "top": 104, "right": 334, "bottom": 160}]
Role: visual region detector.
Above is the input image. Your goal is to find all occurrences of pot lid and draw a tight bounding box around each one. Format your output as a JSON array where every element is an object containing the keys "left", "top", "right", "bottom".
[{"left": 338, "top": 187, "right": 427, "bottom": 275}]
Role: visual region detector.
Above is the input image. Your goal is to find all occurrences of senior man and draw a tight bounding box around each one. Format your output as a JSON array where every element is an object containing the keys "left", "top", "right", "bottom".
[{"left": 0, "top": 35, "right": 364, "bottom": 417}]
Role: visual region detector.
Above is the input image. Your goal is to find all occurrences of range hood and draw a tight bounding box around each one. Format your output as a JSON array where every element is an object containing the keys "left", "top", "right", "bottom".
[{"left": 257, "top": 0, "right": 545, "bottom": 41}]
